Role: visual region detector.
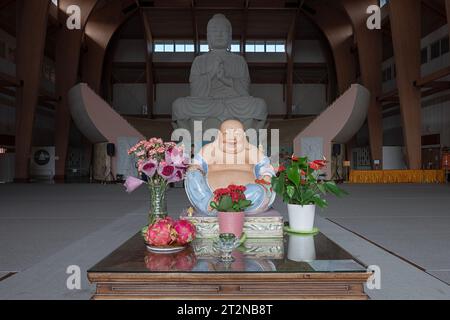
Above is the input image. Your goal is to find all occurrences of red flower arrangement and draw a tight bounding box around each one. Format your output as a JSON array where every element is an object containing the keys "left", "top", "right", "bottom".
[{"left": 210, "top": 185, "right": 252, "bottom": 212}]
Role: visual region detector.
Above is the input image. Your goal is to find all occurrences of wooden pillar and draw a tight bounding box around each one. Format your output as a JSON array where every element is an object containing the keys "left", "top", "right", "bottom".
[
  {"left": 340, "top": 0, "right": 383, "bottom": 167},
  {"left": 14, "top": 0, "right": 50, "bottom": 181},
  {"left": 54, "top": 0, "right": 98, "bottom": 180},
  {"left": 389, "top": 0, "right": 422, "bottom": 169},
  {"left": 286, "top": 11, "right": 299, "bottom": 118},
  {"left": 141, "top": 11, "right": 154, "bottom": 119}
]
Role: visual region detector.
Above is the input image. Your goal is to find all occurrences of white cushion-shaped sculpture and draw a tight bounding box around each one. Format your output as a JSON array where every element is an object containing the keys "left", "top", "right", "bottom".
[
  {"left": 68, "top": 83, "right": 144, "bottom": 177},
  {"left": 293, "top": 84, "right": 370, "bottom": 178},
  {"left": 172, "top": 14, "right": 268, "bottom": 133}
]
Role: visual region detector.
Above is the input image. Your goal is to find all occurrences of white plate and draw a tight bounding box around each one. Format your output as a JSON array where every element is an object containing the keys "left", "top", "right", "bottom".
[{"left": 145, "top": 244, "right": 187, "bottom": 254}]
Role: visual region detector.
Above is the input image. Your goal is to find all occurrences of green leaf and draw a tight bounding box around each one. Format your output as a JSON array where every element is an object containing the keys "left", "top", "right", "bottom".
[
  {"left": 317, "top": 183, "right": 327, "bottom": 195},
  {"left": 313, "top": 195, "right": 328, "bottom": 208},
  {"left": 239, "top": 199, "right": 252, "bottom": 208},
  {"left": 287, "top": 166, "right": 300, "bottom": 186},
  {"left": 218, "top": 195, "right": 233, "bottom": 211},
  {"left": 210, "top": 202, "right": 218, "bottom": 210},
  {"left": 286, "top": 185, "right": 295, "bottom": 199},
  {"left": 324, "top": 181, "right": 347, "bottom": 197},
  {"left": 272, "top": 173, "right": 286, "bottom": 195}
]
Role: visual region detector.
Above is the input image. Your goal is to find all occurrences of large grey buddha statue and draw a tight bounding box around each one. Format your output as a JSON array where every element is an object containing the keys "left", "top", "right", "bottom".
[{"left": 172, "top": 14, "right": 268, "bottom": 132}]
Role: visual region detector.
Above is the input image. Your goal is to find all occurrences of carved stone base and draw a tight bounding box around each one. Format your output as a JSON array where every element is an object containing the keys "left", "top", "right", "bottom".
[{"left": 181, "top": 209, "right": 284, "bottom": 239}]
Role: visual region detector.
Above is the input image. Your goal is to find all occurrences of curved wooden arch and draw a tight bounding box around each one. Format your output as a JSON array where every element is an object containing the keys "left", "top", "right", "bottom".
[
  {"left": 81, "top": 0, "right": 137, "bottom": 93},
  {"left": 304, "top": 2, "right": 357, "bottom": 95},
  {"left": 55, "top": 0, "right": 100, "bottom": 179}
]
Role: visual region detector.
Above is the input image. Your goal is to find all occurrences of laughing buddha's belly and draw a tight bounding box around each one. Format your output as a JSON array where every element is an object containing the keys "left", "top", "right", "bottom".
[{"left": 207, "top": 164, "right": 255, "bottom": 191}]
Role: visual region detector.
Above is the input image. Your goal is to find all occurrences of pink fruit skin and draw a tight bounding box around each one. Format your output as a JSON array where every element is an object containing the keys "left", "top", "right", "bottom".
[
  {"left": 173, "top": 220, "right": 196, "bottom": 245},
  {"left": 146, "top": 220, "right": 177, "bottom": 246}
]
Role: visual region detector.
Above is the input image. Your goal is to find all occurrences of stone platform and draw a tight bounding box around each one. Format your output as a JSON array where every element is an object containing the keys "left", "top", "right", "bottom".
[{"left": 180, "top": 209, "right": 284, "bottom": 239}]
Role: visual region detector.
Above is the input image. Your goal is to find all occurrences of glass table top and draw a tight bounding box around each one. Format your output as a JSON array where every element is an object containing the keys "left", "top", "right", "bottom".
[{"left": 89, "top": 232, "right": 367, "bottom": 274}]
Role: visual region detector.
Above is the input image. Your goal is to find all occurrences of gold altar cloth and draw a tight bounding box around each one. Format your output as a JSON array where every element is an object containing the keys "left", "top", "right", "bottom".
[{"left": 349, "top": 170, "right": 445, "bottom": 184}]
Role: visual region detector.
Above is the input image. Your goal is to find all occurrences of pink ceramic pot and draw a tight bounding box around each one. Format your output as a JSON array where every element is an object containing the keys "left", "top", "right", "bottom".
[{"left": 218, "top": 211, "right": 245, "bottom": 238}]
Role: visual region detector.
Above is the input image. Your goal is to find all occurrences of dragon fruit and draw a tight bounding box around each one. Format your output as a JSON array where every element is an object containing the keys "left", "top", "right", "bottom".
[
  {"left": 173, "top": 219, "right": 197, "bottom": 245},
  {"left": 146, "top": 218, "right": 177, "bottom": 246}
]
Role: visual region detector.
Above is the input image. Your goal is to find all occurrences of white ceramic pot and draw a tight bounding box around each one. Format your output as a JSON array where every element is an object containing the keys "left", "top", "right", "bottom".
[
  {"left": 287, "top": 204, "right": 316, "bottom": 232},
  {"left": 288, "top": 234, "right": 316, "bottom": 262}
]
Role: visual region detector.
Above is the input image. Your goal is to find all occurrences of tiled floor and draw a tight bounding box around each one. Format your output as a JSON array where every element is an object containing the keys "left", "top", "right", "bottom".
[
  {"left": 0, "top": 183, "right": 449, "bottom": 299},
  {"left": 323, "top": 184, "right": 450, "bottom": 286}
]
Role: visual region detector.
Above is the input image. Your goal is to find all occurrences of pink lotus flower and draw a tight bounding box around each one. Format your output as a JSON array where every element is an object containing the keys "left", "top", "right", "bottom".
[
  {"left": 124, "top": 176, "right": 145, "bottom": 193},
  {"left": 146, "top": 219, "right": 177, "bottom": 246},
  {"left": 173, "top": 220, "right": 196, "bottom": 245},
  {"left": 140, "top": 159, "right": 157, "bottom": 178}
]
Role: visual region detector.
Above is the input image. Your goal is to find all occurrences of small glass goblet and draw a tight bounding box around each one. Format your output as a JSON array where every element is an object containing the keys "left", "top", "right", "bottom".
[{"left": 213, "top": 233, "right": 240, "bottom": 262}]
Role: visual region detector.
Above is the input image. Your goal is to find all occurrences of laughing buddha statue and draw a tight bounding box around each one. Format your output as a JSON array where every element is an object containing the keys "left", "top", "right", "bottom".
[
  {"left": 172, "top": 14, "right": 268, "bottom": 133},
  {"left": 185, "top": 120, "right": 276, "bottom": 215}
]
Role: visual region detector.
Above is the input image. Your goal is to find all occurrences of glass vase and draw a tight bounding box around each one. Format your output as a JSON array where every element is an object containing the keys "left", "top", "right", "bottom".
[{"left": 148, "top": 183, "right": 168, "bottom": 224}]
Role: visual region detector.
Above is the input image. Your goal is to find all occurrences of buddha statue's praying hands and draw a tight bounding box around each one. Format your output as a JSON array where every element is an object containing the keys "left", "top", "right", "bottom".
[
  {"left": 185, "top": 120, "right": 276, "bottom": 216},
  {"left": 172, "top": 14, "right": 268, "bottom": 133}
]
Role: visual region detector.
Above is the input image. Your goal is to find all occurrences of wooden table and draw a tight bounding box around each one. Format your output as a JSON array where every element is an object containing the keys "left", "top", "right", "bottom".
[{"left": 88, "top": 233, "right": 372, "bottom": 300}]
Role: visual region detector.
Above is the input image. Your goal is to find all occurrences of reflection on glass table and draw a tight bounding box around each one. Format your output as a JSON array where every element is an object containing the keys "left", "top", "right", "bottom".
[{"left": 89, "top": 232, "right": 367, "bottom": 274}]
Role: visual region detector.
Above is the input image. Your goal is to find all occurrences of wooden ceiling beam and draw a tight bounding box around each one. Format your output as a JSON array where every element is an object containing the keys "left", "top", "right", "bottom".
[
  {"left": 415, "top": 65, "right": 450, "bottom": 87},
  {"left": 421, "top": 0, "right": 446, "bottom": 20},
  {"left": 419, "top": 80, "right": 450, "bottom": 89},
  {"left": 191, "top": 0, "right": 199, "bottom": 55},
  {"left": 0, "top": 0, "right": 14, "bottom": 11}
]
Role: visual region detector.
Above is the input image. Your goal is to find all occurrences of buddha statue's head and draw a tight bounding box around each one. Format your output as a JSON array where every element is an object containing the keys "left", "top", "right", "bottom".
[
  {"left": 207, "top": 14, "right": 232, "bottom": 51},
  {"left": 217, "top": 120, "right": 247, "bottom": 155}
]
